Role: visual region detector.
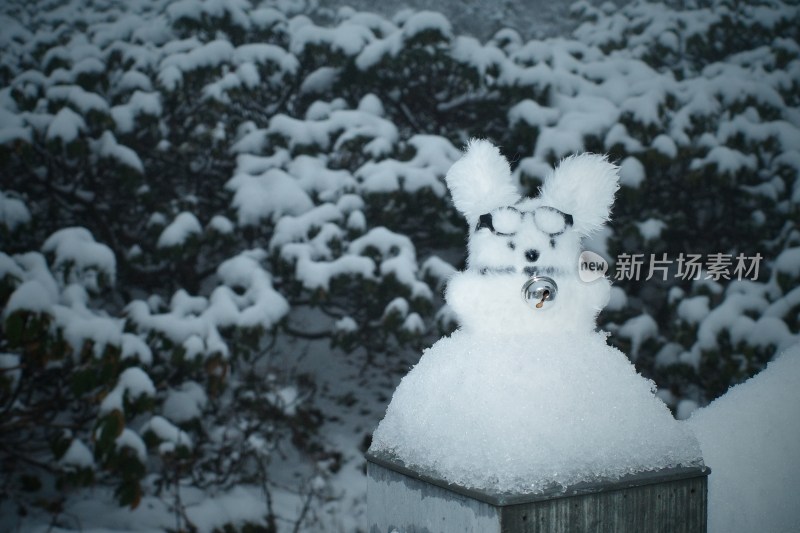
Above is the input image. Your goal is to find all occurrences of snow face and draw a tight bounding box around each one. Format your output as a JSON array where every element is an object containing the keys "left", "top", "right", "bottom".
[
  {"left": 689, "top": 344, "right": 800, "bottom": 533},
  {"left": 371, "top": 141, "right": 702, "bottom": 493}
]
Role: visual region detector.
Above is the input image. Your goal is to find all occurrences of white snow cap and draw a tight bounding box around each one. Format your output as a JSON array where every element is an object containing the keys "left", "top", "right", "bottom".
[
  {"left": 444, "top": 139, "right": 520, "bottom": 225},
  {"left": 539, "top": 153, "right": 620, "bottom": 236}
]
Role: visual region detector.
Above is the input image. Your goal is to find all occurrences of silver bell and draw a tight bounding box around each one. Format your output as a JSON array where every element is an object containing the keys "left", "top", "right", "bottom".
[{"left": 521, "top": 276, "right": 558, "bottom": 310}]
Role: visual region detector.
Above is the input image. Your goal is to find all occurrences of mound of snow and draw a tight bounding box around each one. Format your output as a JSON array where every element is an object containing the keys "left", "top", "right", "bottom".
[
  {"left": 371, "top": 330, "right": 702, "bottom": 494},
  {"left": 688, "top": 344, "right": 800, "bottom": 533}
]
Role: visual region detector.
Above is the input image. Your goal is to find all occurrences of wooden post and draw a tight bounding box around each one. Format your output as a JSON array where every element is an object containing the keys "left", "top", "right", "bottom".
[{"left": 366, "top": 451, "right": 709, "bottom": 533}]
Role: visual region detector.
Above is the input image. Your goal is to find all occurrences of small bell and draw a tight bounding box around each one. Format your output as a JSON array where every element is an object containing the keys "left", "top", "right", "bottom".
[{"left": 521, "top": 276, "right": 558, "bottom": 310}]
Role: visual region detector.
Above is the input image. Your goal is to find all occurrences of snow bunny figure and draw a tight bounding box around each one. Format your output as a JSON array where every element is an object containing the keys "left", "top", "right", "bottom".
[{"left": 370, "top": 140, "right": 702, "bottom": 494}]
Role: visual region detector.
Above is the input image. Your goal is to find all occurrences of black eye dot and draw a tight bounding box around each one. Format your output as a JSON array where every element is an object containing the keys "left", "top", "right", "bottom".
[
  {"left": 508, "top": 241, "right": 516, "bottom": 250},
  {"left": 550, "top": 238, "right": 557, "bottom": 248}
]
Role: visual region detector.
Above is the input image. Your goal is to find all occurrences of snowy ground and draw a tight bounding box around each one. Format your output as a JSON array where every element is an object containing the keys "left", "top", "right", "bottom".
[{"left": 288, "top": 337, "right": 417, "bottom": 530}]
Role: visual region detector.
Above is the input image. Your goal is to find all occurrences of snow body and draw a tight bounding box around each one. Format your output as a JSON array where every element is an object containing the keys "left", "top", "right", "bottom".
[{"left": 370, "top": 140, "right": 702, "bottom": 493}]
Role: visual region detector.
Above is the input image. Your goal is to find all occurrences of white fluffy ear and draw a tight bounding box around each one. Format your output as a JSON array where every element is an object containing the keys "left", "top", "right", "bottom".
[
  {"left": 538, "top": 153, "right": 619, "bottom": 236},
  {"left": 445, "top": 139, "right": 521, "bottom": 225}
]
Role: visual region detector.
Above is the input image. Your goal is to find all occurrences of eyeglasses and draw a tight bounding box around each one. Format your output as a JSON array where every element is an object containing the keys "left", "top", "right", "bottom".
[{"left": 476, "top": 206, "right": 573, "bottom": 237}]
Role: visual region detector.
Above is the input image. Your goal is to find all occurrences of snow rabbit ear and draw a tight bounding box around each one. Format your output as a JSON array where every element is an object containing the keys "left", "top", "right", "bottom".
[
  {"left": 444, "top": 139, "right": 521, "bottom": 227},
  {"left": 538, "top": 154, "right": 620, "bottom": 237}
]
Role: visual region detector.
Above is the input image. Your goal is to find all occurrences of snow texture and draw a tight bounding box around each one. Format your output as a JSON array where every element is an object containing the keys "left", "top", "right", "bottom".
[
  {"left": 157, "top": 211, "right": 203, "bottom": 248},
  {"left": 0, "top": 191, "right": 32, "bottom": 230},
  {"left": 689, "top": 344, "right": 800, "bottom": 533},
  {"left": 0, "top": 353, "right": 21, "bottom": 390},
  {"left": 208, "top": 215, "right": 234, "bottom": 234},
  {"left": 142, "top": 415, "right": 193, "bottom": 453},
  {"left": 334, "top": 316, "right": 358, "bottom": 333},
  {"left": 99, "top": 367, "right": 156, "bottom": 414},
  {"left": 775, "top": 246, "right": 800, "bottom": 277},
  {"left": 45, "top": 106, "right": 86, "bottom": 143},
  {"left": 371, "top": 142, "right": 702, "bottom": 493},
  {"left": 3, "top": 279, "right": 57, "bottom": 317},
  {"left": 266, "top": 386, "right": 300, "bottom": 416},
  {"left": 636, "top": 218, "right": 666, "bottom": 240},
  {"left": 618, "top": 157, "right": 645, "bottom": 188},
  {"left": 115, "top": 428, "right": 147, "bottom": 463},
  {"left": 163, "top": 381, "right": 207, "bottom": 423},
  {"left": 126, "top": 250, "right": 289, "bottom": 359},
  {"left": 226, "top": 169, "right": 314, "bottom": 225},
  {"left": 96, "top": 131, "right": 144, "bottom": 173},
  {"left": 677, "top": 296, "right": 711, "bottom": 325},
  {"left": 42, "top": 227, "right": 116, "bottom": 291},
  {"left": 617, "top": 313, "right": 658, "bottom": 360},
  {"left": 60, "top": 439, "right": 94, "bottom": 469}
]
